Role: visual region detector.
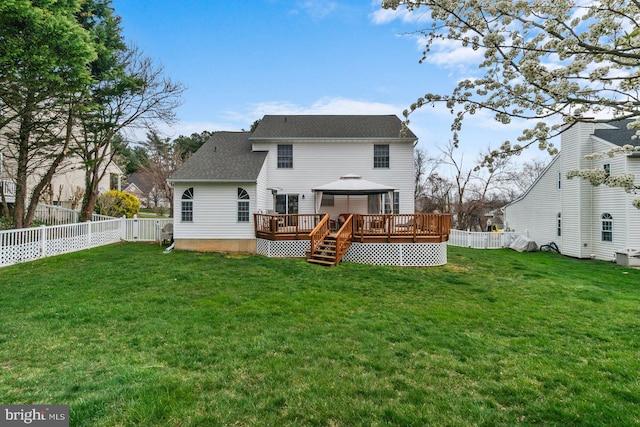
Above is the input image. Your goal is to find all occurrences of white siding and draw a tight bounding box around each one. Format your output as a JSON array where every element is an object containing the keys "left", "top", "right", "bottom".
[
  {"left": 173, "top": 182, "right": 257, "bottom": 240},
  {"left": 505, "top": 121, "right": 640, "bottom": 261},
  {"left": 626, "top": 157, "right": 640, "bottom": 250},
  {"left": 251, "top": 138, "right": 414, "bottom": 219},
  {"left": 255, "top": 161, "right": 269, "bottom": 212},
  {"left": 504, "top": 155, "right": 562, "bottom": 249},
  {"left": 589, "top": 137, "right": 629, "bottom": 260}
]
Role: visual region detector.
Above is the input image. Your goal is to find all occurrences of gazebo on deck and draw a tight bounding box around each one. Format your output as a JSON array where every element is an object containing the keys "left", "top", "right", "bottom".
[
  {"left": 312, "top": 173, "right": 397, "bottom": 216},
  {"left": 253, "top": 175, "right": 451, "bottom": 266}
]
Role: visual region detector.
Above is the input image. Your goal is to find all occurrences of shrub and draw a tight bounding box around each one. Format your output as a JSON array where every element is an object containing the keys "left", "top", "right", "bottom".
[{"left": 96, "top": 190, "right": 140, "bottom": 218}]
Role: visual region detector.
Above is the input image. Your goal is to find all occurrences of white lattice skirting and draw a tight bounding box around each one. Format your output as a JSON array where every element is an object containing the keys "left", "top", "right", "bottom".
[
  {"left": 256, "top": 239, "right": 311, "bottom": 258},
  {"left": 256, "top": 239, "right": 447, "bottom": 267},
  {"left": 343, "top": 242, "right": 447, "bottom": 267}
]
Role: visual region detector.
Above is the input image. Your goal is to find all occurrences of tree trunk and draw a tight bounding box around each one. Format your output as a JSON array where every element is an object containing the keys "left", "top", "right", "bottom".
[
  {"left": 13, "top": 95, "right": 34, "bottom": 229},
  {"left": 22, "top": 105, "right": 75, "bottom": 228}
]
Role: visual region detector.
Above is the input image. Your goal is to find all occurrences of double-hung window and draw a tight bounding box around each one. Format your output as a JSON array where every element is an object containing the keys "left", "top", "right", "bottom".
[
  {"left": 237, "top": 188, "right": 250, "bottom": 222},
  {"left": 181, "top": 188, "right": 194, "bottom": 222},
  {"left": 277, "top": 144, "right": 293, "bottom": 168},
  {"left": 601, "top": 213, "right": 613, "bottom": 242},
  {"left": 374, "top": 144, "right": 389, "bottom": 168}
]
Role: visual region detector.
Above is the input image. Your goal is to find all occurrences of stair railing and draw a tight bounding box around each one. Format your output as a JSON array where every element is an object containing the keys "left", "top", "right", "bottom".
[
  {"left": 334, "top": 214, "right": 353, "bottom": 265},
  {"left": 309, "top": 214, "right": 330, "bottom": 255}
]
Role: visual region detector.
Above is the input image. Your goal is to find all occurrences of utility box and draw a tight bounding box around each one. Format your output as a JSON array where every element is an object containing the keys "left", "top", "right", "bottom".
[{"left": 615, "top": 248, "right": 640, "bottom": 267}]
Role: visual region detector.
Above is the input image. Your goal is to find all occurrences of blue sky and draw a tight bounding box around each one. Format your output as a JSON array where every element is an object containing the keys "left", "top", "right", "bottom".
[{"left": 111, "top": 0, "right": 546, "bottom": 163}]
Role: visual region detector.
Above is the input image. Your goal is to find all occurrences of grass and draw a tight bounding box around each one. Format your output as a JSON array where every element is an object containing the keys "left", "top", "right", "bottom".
[{"left": 0, "top": 243, "right": 639, "bottom": 426}]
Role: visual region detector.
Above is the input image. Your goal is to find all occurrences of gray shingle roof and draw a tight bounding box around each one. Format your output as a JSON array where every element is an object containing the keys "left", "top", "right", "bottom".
[
  {"left": 169, "top": 132, "right": 267, "bottom": 182},
  {"left": 250, "top": 115, "right": 417, "bottom": 140},
  {"left": 593, "top": 119, "right": 638, "bottom": 147}
]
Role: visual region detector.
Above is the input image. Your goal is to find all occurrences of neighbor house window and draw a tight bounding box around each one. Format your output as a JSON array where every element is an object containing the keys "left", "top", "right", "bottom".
[
  {"left": 603, "top": 163, "right": 611, "bottom": 177},
  {"left": 557, "top": 212, "right": 561, "bottom": 237},
  {"left": 277, "top": 144, "right": 293, "bottom": 168},
  {"left": 601, "top": 213, "right": 613, "bottom": 242},
  {"left": 181, "top": 188, "right": 194, "bottom": 222},
  {"left": 383, "top": 192, "right": 400, "bottom": 214},
  {"left": 237, "top": 187, "right": 250, "bottom": 222},
  {"left": 374, "top": 144, "right": 389, "bottom": 168}
]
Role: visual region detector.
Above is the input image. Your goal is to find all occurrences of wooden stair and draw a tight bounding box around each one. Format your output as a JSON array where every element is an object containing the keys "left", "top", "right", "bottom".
[{"left": 307, "top": 235, "right": 339, "bottom": 266}]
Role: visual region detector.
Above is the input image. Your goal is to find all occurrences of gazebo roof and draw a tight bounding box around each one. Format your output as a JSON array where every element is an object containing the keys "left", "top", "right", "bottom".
[{"left": 312, "top": 174, "right": 395, "bottom": 195}]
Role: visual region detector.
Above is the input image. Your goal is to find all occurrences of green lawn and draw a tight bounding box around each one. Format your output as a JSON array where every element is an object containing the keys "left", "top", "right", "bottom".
[{"left": 0, "top": 243, "right": 638, "bottom": 426}]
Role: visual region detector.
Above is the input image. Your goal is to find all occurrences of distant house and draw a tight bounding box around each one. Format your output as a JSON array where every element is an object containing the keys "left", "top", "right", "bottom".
[
  {"left": 169, "top": 115, "right": 434, "bottom": 255},
  {"left": 0, "top": 145, "right": 122, "bottom": 209},
  {"left": 504, "top": 119, "right": 640, "bottom": 261},
  {"left": 124, "top": 171, "right": 169, "bottom": 210}
]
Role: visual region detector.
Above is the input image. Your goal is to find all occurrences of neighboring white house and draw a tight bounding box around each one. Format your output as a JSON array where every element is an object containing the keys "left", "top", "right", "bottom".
[
  {"left": 169, "top": 115, "right": 417, "bottom": 253},
  {"left": 504, "top": 119, "right": 640, "bottom": 261},
  {"left": 0, "top": 143, "right": 122, "bottom": 209}
]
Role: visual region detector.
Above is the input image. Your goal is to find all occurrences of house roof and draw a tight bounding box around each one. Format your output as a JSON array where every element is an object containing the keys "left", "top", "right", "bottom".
[
  {"left": 593, "top": 119, "right": 639, "bottom": 147},
  {"left": 250, "top": 115, "right": 417, "bottom": 141},
  {"left": 125, "top": 171, "right": 154, "bottom": 194},
  {"left": 169, "top": 132, "right": 267, "bottom": 182}
]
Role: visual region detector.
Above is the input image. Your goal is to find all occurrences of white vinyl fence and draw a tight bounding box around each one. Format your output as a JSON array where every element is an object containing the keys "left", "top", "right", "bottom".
[
  {"left": 34, "top": 204, "right": 81, "bottom": 225},
  {"left": 448, "top": 229, "right": 522, "bottom": 249},
  {"left": 0, "top": 217, "right": 173, "bottom": 268}
]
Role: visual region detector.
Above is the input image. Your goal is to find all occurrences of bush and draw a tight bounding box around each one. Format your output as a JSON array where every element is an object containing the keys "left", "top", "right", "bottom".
[{"left": 96, "top": 190, "right": 140, "bottom": 218}]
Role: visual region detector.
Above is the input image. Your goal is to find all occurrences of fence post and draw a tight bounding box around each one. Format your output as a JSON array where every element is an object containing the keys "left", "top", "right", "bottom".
[
  {"left": 133, "top": 214, "right": 139, "bottom": 240},
  {"left": 86, "top": 221, "right": 92, "bottom": 248},
  {"left": 120, "top": 216, "right": 127, "bottom": 241},
  {"left": 39, "top": 225, "right": 46, "bottom": 258}
]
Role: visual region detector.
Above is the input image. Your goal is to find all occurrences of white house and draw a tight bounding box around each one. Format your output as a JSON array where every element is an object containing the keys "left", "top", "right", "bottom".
[
  {"left": 0, "top": 149, "right": 122, "bottom": 209},
  {"left": 504, "top": 119, "right": 640, "bottom": 261},
  {"left": 169, "top": 115, "right": 418, "bottom": 254}
]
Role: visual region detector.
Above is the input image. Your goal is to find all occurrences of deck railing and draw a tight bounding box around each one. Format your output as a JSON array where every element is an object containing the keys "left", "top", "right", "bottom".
[
  {"left": 256, "top": 213, "right": 451, "bottom": 243},
  {"left": 254, "top": 213, "right": 324, "bottom": 240},
  {"left": 352, "top": 213, "right": 451, "bottom": 242}
]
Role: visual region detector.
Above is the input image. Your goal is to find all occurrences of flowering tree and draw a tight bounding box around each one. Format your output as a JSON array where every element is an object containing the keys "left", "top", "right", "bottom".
[
  {"left": 381, "top": 0, "right": 640, "bottom": 158},
  {"left": 567, "top": 144, "right": 640, "bottom": 208}
]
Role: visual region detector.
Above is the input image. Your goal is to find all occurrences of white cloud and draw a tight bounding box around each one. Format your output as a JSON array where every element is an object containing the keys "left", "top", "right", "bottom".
[
  {"left": 229, "top": 97, "right": 404, "bottom": 123},
  {"left": 294, "top": 0, "right": 338, "bottom": 21},
  {"left": 369, "top": 2, "right": 431, "bottom": 25},
  {"left": 419, "top": 38, "right": 485, "bottom": 69}
]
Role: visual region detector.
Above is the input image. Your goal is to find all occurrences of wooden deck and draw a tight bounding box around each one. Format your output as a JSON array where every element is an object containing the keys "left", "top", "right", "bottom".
[{"left": 254, "top": 213, "right": 451, "bottom": 244}]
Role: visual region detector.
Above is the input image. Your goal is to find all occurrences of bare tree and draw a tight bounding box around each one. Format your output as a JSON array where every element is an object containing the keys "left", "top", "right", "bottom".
[
  {"left": 76, "top": 45, "right": 185, "bottom": 221},
  {"left": 140, "top": 132, "right": 188, "bottom": 217}
]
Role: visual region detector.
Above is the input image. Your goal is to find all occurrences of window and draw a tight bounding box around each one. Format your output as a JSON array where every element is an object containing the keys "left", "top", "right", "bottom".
[
  {"left": 181, "top": 188, "right": 194, "bottom": 222},
  {"left": 383, "top": 192, "right": 400, "bottom": 214},
  {"left": 374, "top": 144, "right": 389, "bottom": 168},
  {"left": 320, "top": 194, "right": 334, "bottom": 207},
  {"left": 603, "top": 163, "right": 611, "bottom": 177},
  {"left": 558, "top": 172, "right": 562, "bottom": 190},
  {"left": 601, "top": 213, "right": 613, "bottom": 242},
  {"left": 237, "top": 188, "right": 250, "bottom": 222},
  {"left": 277, "top": 144, "right": 293, "bottom": 168},
  {"left": 557, "top": 212, "right": 561, "bottom": 237}
]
